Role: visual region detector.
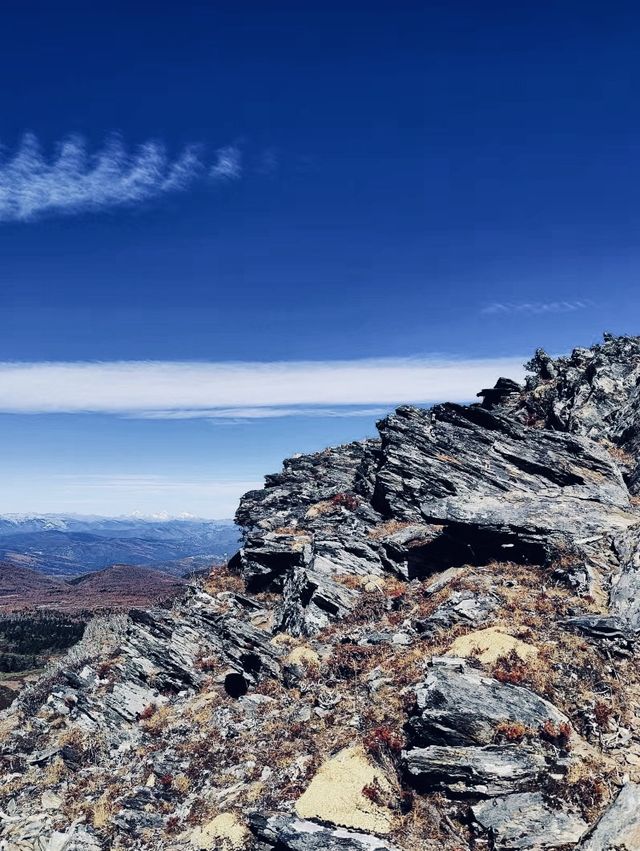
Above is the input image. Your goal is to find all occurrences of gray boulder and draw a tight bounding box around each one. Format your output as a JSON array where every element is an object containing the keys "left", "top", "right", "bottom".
[
  {"left": 249, "top": 814, "right": 401, "bottom": 850},
  {"left": 407, "top": 661, "right": 570, "bottom": 747},
  {"left": 610, "top": 526, "right": 640, "bottom": 629},
  {"left": 578, "top": 782, "right": 640, "bottom": 850},
  {"left": 472, "top": 792, "right": 588, "bottom": 848},
  {"left": 403, "top": 744, "right": 546, "bottom": 796}
]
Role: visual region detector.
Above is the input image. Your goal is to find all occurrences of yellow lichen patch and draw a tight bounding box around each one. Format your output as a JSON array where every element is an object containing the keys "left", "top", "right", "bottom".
[
  {"left": 190, "top": 813, "right": 248, "bottom": 850},
  {"left": 448, "top": 626, "right": 538, "bottom": 664},
  {"left": 286, "top": 645, "right": 321, "bottom": 667},
  {"left": 363, "top": 574, "right": 385, "bottom": 592},
  {"left": 294, "top": 745, "right": 393, "bottom": 834},
  {"left": 91, "top": 794, "right": 114, "bottom": 829}
]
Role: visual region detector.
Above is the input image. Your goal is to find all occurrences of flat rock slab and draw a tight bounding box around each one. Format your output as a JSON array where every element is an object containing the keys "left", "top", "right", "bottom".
[
  {"left": 403, "top": 744, "right": 546, "bottom": 796},
  {"left": 408, "top": 661, "right": 570, "bottom": 747},
  {"left": 249, "top": 815, "right": 401, "bottom": 850},
  {"left": 416, "top": 591, "right": 499, "bottom": 636},
  {"left": 578, "top": 782, "right": 640, "bottom": 849},
  {"left": 472, "top": 792, "right": 588, "bottom": 849}
]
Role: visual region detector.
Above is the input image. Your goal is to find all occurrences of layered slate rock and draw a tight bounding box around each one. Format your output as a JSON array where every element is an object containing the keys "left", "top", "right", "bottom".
[
  {"left": 232, "top": 366, "right": 635, "bottom": 636},
  {"left": 403, "top": 744, "right": 546, "bottom": 796},
  {"left": 233, "top": 441, "right": 390, "bottom": 634},
  {"left": 564, "top": 523, "right": 640, "bottom": 648},
  {"left": 374, "top": 403, "right": 632, "bottom": 546},
  {"left": 610, "top": 525, "right": 640, "bottom": 629},
  {"left": 482, "top": 334, "right": 640, "bottom": 493},
  {"left": 249, "top": 815, "right": 401, "bottom": 851},
  {"left": 578, "top": 782, "right": 640, "bottom": 850},
  {"left": 406, "top": 660, "right": 571, "bottom": 748},
  {"left": 24, "top": 587, "right": 284, "bottom": 737},
  {"left": 472, "top": 792, "right": 588, "bottom": 849}
]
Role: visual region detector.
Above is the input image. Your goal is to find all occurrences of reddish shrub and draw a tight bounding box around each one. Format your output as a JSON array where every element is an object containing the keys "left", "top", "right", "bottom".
[
  {"left": 330, "top": 643, "right": 376, "bottom": 679},
  {"left": 539, "top": 720, "right": 572, "bottom": 749},
  {"left": 138, "top": 704, "right": 157, "bottom": 721},
  {"left": 330, "top": 492, "right": 360, "bottom": 511},
  {"left": 593, "top": 701, "right": 612, "bottom": 728},
  {"left": 363, "top": 725, "right": 404, "bottom": 758},
  {"left": 361, "top": 780, "right": 386, "bottom": 806},
  {"left": 494, "top": 721, "right": 530, "bottom": 742},
  {"left": 492, "top": 651, "right": 530, "bottom": 685}
]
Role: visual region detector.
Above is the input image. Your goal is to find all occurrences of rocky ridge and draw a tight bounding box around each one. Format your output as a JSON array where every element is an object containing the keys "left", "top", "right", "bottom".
[{"left": 3, "top": 334, "right": 640, "bottom": 849}]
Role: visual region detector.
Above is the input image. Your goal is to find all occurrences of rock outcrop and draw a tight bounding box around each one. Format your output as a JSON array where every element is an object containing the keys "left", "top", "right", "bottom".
[{"left": 5, "top": 334, "right": 640, "bottom": 849}]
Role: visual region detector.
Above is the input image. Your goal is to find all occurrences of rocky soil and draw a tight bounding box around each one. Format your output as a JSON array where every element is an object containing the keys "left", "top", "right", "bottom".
[{"left": 3, "top": 333, "right": 640, "bottom": 849}]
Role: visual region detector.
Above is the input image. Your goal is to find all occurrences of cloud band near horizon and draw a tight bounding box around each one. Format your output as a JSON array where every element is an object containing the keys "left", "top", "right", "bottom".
[{"left": 0, "top": 357, "right": 526, "bottom": 418}]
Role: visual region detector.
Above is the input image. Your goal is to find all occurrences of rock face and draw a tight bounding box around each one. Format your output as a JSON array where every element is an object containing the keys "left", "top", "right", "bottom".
[
  {"left": 472, "top": 792, "right": 588, "bottom": 849},
  {"left": 403, "top": 744, "right": 546, "bottom": 796},
  {"left": 6, "top": 334, "right": 640, "bottom": 850},
  {"left": 578, "top": 781, "right": 640, "bottom": 849},
  {"left": 406, "top": 661, "right": 570, "bottom": 747},
  {"left": 481, "top": 334, "right": 640, "bottom": 492},
  {"left": 375, "top": 403, "right": 631, "bottom": 541}
]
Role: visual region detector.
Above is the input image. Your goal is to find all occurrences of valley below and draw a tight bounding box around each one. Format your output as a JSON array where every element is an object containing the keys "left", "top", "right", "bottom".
[{"left": 0, "top": 516, "right": 237, "bottom": 710}]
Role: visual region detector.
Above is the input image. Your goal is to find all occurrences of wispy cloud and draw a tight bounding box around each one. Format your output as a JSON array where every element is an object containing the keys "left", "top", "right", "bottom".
[
  {"left": 0, "top": 134, "right": 244, "bottom": 222},
  {"left": 481, "top": 300, "right": 593, "bottom": 316},
  {"left": 210, "top": 145, "right": 242, "bottom": 180},
  {"left": 0, "top": 357, "right": 526, "bottom": 419}
]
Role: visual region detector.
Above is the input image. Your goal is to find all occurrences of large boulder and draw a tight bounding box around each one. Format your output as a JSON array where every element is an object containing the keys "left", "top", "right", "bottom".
[
  {"left": 374, "top": 404, "right": 632, "bottom": 546},
  {"left": 578, "top": 782, "right": 640, "bottom": 850},
  {"left": 403, "top": 744, "right": 546, "bottom": 796},
  {"left": 407, "top": 660, "right": 570, "bottom": 748},
  {"left": 472, "top": 792, "right": 588, "bottom": 849}
]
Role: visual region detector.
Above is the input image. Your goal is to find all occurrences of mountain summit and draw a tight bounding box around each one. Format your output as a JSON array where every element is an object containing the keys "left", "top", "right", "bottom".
[{"left": 3, "top": 334, "right": 640, "bottom": 850}]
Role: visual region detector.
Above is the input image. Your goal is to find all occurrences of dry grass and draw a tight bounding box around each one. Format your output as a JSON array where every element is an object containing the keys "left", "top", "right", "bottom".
[
  {"left": 140, "top": 705, "right": 173, "bottom": 736},
  {"left": 367, "top": 520, "right": 416, "bottom": 540},
  {"left": 92, "top": 794, "right": 115, "bottom": 829},
  {"left": 42, "top": 756, "right": 66, "bottom": 786},
  {"left": 204, "top": 564, "right": 246, "bottom": 595}
]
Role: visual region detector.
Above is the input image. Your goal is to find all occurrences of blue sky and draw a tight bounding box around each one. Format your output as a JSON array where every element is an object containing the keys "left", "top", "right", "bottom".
[{"left": 1, "top": 1, "right": 639, "bottom": 516}]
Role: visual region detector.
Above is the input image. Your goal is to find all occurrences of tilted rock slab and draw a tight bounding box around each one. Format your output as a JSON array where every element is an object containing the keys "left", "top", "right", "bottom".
[
  {"left": 375, "top": 404, "right": 633, "bottom": 546},
  {"left": 407, "top": 661, "right": 571, "bottom": 747},
  {"left": 484, "top": 335, "right": 640, "bottom": 494},
  {"left": 578, "top": 781, "right": 640, "bottom": 850},
  {"left": 249, "top": 815, "right": 401, "bottom": 851},
  {"left": 472, "top": 792, "right": 588, "bottom": 849},
  {"left": 611, "top": 525, "right": 640, "bottom": 630}
]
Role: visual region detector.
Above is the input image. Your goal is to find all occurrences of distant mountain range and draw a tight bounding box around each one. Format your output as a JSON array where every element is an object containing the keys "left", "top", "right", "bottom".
[{"left": 0, "top": 515, "right": 239, "bottom": 577}]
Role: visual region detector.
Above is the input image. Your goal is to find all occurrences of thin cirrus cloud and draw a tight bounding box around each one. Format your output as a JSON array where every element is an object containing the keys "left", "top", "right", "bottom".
[
  {"left": 210, "top": 145, "right": 242, "bottom": 180},
  {"left": 481, "top": 300, "right": 593, "bottom": 316},
  {"left": 0, "top": 356, "right": 526, "bottom": 419},
  {"left": 0, "top": 134, "right": 242, "bottom": 222}
]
